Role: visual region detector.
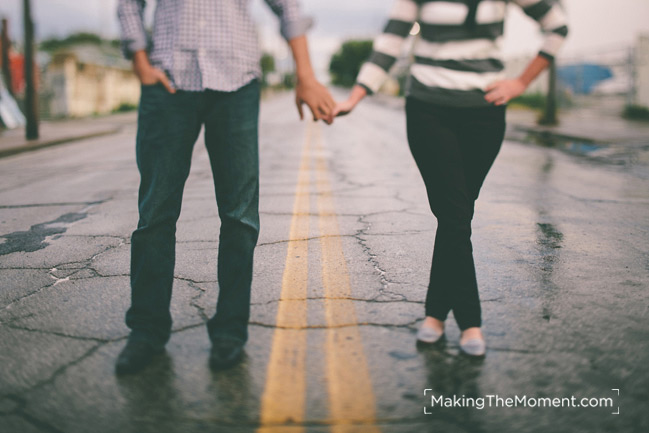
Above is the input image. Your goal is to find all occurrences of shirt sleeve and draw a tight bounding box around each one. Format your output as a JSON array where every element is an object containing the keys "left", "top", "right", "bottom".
[
  {"left": 513, "top": 0, "right": 570, "bottom": 61},
  {"left": 117, "top": 0, "right": 149, "bottom": 60},
  {"left": 356, "top": 0, "right": 420, "bottom": 95},
  {"left": 264, "top": 0, "right": 314, "bottom": 41}
]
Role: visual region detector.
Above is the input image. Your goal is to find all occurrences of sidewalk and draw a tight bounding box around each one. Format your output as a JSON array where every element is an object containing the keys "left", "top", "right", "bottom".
[
  {"left": 506, "top": 105, "right": 649, "bottom": 145},
  {"left": 0, "top": 111, "right": 137, "bottom": 158}
]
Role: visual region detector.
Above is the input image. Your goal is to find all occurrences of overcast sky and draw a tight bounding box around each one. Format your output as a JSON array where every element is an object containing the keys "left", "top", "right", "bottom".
[{"left": 1, "top": 0, "right": 648, "bottom": 66}]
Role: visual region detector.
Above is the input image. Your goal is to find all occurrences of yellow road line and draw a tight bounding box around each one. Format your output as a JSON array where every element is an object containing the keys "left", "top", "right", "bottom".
[
  {"left": 313, "top": 125, "right": 381, "bottom": 433},
  {"left": 257, "top": 124, "right": 312, "bottom": 433}
]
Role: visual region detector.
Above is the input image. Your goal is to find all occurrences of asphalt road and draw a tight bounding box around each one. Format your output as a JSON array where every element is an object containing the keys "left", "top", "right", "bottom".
[{"left": 0, "top": 93, "right": 648, "bottom": 433}]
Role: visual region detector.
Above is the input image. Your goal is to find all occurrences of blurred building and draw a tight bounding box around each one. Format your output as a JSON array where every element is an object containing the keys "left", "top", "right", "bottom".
[{"left": 43, "top": 43, "right": 139, "bottom": 118}]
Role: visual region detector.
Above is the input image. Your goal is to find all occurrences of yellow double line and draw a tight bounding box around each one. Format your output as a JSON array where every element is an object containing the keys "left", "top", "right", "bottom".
[{"left": 258, "top": 123, "right": 380, "bottom": 433}]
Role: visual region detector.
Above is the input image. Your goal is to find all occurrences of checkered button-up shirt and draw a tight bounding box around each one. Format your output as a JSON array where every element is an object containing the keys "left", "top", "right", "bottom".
[{"left": 117, "top": 0, "right": 312, "bottom": 91}]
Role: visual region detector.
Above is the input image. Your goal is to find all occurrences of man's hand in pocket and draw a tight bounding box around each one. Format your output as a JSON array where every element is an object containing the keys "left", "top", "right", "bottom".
[{"left": 133, "top": 50, "right": 176, "bottom": 93}]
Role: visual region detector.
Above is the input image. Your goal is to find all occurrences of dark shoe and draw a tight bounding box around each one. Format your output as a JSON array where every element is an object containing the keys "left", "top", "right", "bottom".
[
  {"left": 115, "top": 340, "right": 165, "bottom": 375},
  {"left": 209, "top": 338, "right": 245, "bottom": 371}
]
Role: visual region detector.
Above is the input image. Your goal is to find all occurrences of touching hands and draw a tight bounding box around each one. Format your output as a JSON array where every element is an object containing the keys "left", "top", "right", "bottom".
[
  {"left": 332, "top": 85, "right": 368, "bottom": 118},
  {"left": 295, "top": 77, "right": 336, "bottom": 125},
  {"left": 484, "top": 79, "right": 526, "bottom": 106}
]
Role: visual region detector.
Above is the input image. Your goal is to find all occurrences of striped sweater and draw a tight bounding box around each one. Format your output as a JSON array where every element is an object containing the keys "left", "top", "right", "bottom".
[{"left": 356, "top": 0, "right": 569, "bottom": 107}]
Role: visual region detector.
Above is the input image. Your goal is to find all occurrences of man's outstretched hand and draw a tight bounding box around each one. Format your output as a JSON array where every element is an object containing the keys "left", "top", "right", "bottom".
[{"left": 295, "top": 77, "right": 336, "bottom": 125}]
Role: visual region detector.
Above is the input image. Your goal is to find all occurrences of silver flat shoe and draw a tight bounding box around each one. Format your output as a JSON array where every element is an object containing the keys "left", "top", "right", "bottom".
[
  {"left": 416, "top": 326, "right": 444, "bottom": 344},
  {"left": 460, "top": 338, "right": 486, "bottom": 356}
]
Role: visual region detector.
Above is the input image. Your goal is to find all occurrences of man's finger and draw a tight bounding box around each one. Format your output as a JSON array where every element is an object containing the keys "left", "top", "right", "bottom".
[
  {"left": 307, "top": 102, "right": 322, "bottom": 121},
  {"left": 159, "top": 73, "right": 176, "bottom": 94},
  {"left": 324, "top": 94, "right": 336, "bottom": 112},
  {"left": 318, "top": 103, "right": 331, "bottom": 118},
  {"left": 296, "top": 99, "right": 304, "bottom": 120}
]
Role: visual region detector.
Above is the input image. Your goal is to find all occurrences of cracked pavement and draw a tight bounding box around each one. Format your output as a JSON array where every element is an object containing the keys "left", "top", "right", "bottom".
[{"left": 0, "top": 93, "right": 648, "bottom": 433}]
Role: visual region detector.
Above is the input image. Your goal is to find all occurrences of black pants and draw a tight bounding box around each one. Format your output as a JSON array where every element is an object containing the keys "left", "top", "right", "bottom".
[{"left": 405, "top": 97, "right": 506, "bottom": 331}]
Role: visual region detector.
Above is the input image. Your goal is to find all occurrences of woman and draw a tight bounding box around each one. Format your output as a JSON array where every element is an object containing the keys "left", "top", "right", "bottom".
[{"left": 335, "top": 0, "right": 569, "bottom": 356}]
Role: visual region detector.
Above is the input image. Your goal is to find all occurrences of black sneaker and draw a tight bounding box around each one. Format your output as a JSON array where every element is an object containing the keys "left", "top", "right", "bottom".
[
  {"left": 115, "top": 340, "right": 165, "bottom": 375},
  {"left": 209, "top": 338, "right": 245, "bottom": 371}
]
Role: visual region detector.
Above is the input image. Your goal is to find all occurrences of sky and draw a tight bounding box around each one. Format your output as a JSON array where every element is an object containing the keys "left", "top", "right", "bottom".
[{"left": 1, "top": 0, "right": 648, "bottom": 70}]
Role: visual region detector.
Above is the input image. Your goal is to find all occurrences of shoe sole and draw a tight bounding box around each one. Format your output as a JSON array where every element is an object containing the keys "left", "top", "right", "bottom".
[
  {"left": 209, "top": 351, "right": 244, "bottom": 372},
  {"left": 115, "top": 348, "right": 165, "bottom": 376},
  {"left": 416, "top": 334, "right": 446, "bottom": 345}
]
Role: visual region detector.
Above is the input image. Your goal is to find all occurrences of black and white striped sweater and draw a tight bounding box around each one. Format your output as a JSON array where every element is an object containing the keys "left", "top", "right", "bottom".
[{"left": 356, "top": 0, "right": 569, "bottom": 107}]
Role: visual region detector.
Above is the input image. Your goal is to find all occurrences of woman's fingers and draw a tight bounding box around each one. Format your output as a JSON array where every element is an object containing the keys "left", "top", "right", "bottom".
[
  {"left": 484, "top": 89, "right": 501, "bottom": 103},
  {"left": 484, "top": 81, "right": 501, "bottom": 92}
]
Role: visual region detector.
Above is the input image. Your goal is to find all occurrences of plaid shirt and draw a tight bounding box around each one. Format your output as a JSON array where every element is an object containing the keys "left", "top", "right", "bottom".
[{"left": 117, "top": 0, "right": 312, "bottom": 92}]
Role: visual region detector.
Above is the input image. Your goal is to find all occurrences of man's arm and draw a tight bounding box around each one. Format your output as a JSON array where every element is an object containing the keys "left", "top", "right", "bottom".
[
  {"left": 264, "top": 0, "right": 335, "bottom": 124},
  {"left": 117, "top": 0, "right": 174, "bottom": 93},
  {"left": 289, "top": 35, "right": 335, "bottom": 124}
]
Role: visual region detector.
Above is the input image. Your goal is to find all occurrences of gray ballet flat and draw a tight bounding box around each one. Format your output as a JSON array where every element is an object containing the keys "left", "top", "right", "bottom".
[
  {"left": 460, "top": 338, "right": 486, "bottom": 357},
  {"left": 416, "top": 326, "right": 444, "bottom": 344}
]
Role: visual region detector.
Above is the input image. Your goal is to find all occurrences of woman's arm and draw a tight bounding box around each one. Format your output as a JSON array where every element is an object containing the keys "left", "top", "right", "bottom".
[
  {"left": 335, "top": 0, "right": 420, "bottom": 116},
  {"left": 334, "top": 85, "right": 367, "bottom": 117},
  {"left": 484, "top": 55, "right": 549, "bottom": 106},
  {"left": 486, "top": 0, "right": 569, "bottom": 105}
]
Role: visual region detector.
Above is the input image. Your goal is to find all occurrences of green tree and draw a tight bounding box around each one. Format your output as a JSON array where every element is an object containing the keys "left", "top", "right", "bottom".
[
  {"left": 261, "top": 53, "right": 276, "bottom": 75},
  {"left": 329, "top": 40, "right": 373, "bottom": 88},
  {"left": 260, "top": 52, "right": 276, "bottom": 87},
  {"left": 40, "top": 32, "right": 103, "bottom": 52}
]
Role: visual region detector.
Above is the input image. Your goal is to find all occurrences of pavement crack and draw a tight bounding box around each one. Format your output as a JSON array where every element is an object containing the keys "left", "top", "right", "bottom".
[
  {"left": 187, "top": 281, "right": 210, "bottom": 321},
  {"left": 249, "top": 319, "right": 420, "bottom": 330},
  {"left": 257, "top": 233, "right": 357, "bottom": 248},
  {"left": 352, "top": 214, "right": 408, "bottom": 301},
  {"left": 0, "top": 200, "right": 106, "bottom": 210},
  {"left": 19, "top": 342, "right": 107, "bottom": 396},
  {"left": 251, "top": 296, "right": 422, "bottom": 306},
  {"left": 0, "top": 281, "right": 57, "bottom": 312},
  {"left": 3, "top": 324, "right": 114, "bottom": 343}
]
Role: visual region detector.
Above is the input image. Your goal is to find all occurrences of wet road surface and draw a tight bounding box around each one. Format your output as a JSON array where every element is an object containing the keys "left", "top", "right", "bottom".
[{"left": 1, "top": 93, "right": 648, "bottom": 433}]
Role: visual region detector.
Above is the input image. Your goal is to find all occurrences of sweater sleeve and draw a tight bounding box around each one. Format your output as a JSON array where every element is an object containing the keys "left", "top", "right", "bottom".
[
  {"left": 512, "top": 0, "right": 570, "bottom": 61},
  {"left": 356, "top": 0, "right": 420, "bottom": 95}
]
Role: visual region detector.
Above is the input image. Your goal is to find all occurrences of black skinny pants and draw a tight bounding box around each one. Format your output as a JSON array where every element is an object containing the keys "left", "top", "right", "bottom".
[{"left": 405, "top": 97, "right": 506, "bottom": 331}]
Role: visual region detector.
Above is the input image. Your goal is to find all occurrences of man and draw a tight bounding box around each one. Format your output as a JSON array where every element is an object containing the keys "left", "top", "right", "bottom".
[{"left": 115, "top": 0, "right": 335, "bottom": 375}]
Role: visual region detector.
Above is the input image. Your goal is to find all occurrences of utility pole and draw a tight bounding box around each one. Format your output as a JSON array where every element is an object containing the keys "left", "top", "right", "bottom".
[
  {"left": 23, "top": 0, "right": 39, "bottom": 140},
  {"left": 539, "top": 58, "right": 558, "bottom": 126},
  {"left": 1, "top": 18, "right": 13, "bottom": 96}
]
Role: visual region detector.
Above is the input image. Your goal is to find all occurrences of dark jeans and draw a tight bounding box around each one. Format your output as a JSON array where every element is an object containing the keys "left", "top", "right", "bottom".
[
  {"left": 126, "top": 79, "right": 261, "bottom": 349},
  {"left": 405, "top": 96, "right": 506, "bottom": 331}
]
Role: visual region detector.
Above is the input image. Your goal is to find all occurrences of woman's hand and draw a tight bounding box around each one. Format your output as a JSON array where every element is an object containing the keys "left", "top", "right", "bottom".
[
  {"left": 332, "top": 85, "right": 368, "bottom": 117},
  {"left": 484, "top": 79, "right": 526, "bottom": 106},
  {"left": 333, "top": 98, "right": 357, "bottom": 117}
]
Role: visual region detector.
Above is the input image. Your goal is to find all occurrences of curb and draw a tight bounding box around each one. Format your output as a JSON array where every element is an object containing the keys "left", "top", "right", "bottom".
[{"left": 0, "top": 127, "right": 122, "bottom": 159}]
